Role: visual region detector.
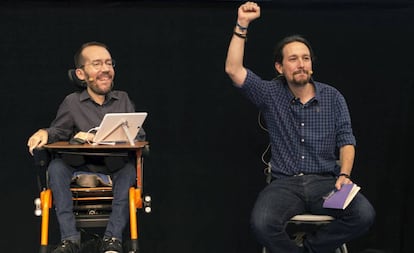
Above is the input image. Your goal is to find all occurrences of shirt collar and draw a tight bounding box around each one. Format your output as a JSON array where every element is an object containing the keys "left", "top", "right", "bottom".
[
  {"left": 313, "top": 81, "right": 323, "bottom": 102},
  {"left": 79, "top": 89, "right": 119, "bottom": 103},
  {"left": 282, "top": 78, "right": 323, "bottom": 104}
]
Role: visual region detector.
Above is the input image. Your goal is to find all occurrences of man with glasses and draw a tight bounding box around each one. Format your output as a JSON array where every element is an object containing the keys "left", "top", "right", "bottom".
[{"left": 27, "top": 41, "right": 145, "bottom": 253}]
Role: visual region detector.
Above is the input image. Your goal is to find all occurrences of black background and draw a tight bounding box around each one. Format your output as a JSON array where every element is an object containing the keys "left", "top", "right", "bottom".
[{"left": 1, "top": 0, "right": 413, "bottom": 252}]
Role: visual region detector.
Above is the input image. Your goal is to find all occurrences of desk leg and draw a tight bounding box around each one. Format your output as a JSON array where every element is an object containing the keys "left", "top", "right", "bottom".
[{"left": 135, "top": 149, "right": 143, "bottom": 189}]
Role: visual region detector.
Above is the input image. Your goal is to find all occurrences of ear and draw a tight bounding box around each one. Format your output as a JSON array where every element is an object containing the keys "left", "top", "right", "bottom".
[
  {"left": 75, "top": 68, "right": 86, "bottom": 81},
  {"left": 274, "top": 62, "right": 283, "bottom": 75}
]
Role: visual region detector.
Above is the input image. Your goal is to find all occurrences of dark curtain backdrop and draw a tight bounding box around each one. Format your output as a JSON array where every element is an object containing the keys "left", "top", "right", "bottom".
[{"left": 1, "top": 1, "right": 413, "bottom": 252}]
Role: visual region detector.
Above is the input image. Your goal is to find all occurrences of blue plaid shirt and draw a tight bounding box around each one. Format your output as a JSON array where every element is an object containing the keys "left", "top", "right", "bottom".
[{"left": 240, "top": 69, "right": 356, "bottom": 179}]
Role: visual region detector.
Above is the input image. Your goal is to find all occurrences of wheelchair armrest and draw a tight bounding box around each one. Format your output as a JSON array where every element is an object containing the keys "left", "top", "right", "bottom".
[
  {"left": 142, "top": 144, "right": 150, "bottom": 157},
  {"left": 33, "top": 148, "right": 51, "bottom": 167},
  {"left": 32, "top": 148, "right": 51, "bottom": 192}
]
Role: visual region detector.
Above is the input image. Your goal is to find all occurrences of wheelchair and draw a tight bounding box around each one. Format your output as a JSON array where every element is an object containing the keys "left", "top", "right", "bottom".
[
  {"left": 32, "top": 67, "right": 152, "bottom": 252},
  {"left": 33, "top": 140, "right": 151, "bottom": 253}
]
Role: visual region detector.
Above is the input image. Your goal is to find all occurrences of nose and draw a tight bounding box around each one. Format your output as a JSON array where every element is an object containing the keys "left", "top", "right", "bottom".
[{"left": 298, "top": 58, "right": 305, "bottom": 68}]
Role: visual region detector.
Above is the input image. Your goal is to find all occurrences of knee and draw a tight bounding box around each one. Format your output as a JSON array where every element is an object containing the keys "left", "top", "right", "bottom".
[
  {"left": 124, "top": 162, "right": 136, "bottom": 177},
  {"left": 112, "top": 162, "right": 136, "bottom": 185},
  {"left": 250, "top": 208, "right": 283, "bottom": 238},
  {"left": 353, "top": 196, "right": 376, "bottom": 229},
  {"left": 47, "top": 159, "right": 73, "bottom": 187},
  {"left": 48, "top": 159, "right": 71, "bottom": 179},
  {"left": 359, "top": 201, "right": 376, "bottom": 227},
  {"left": 250, "top": 216, "right": 268, "bottom": 239}
]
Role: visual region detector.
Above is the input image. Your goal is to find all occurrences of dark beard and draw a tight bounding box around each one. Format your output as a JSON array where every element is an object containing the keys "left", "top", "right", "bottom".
[
  {"left": 88, "top": 82, "right": 113, "bottom": 95},
  {"left": 85, "top": 73, "right": 113, "bottom": 95},
  {"left": 291, "top": 78, "right": 309, "bottom": 87},
  {"left": 291, "top": 70, "right": 310, "bottom": 86}
]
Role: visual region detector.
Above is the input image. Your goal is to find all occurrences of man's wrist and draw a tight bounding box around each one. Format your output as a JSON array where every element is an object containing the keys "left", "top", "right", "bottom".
[
  {"left": 233, "top": 25, "right": 248, "bottom": 41},
  {"left": 233, "top": 31, "right": 248, "bottom": 41},
  {"left": 338, "top": 173, "right": 351, "bottom": 179},
  {"left": 236, "top": 18, "right": 249, "bottom": 28},
  {"left": 234, "top": 24, "right": 248, "bottom": 34},
  {"left": 236, "top": 22, "right": 248, "bottom": 31}
]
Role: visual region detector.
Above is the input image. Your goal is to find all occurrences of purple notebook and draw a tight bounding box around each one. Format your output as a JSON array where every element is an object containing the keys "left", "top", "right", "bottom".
[{"left": 323, "top": 183, "right": 361, "bottom": 209}]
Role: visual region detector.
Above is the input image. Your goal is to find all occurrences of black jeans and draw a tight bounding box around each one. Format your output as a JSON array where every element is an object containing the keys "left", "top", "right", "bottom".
[{"left": 250, "top": 174, "right": 375, "bottom": 253}]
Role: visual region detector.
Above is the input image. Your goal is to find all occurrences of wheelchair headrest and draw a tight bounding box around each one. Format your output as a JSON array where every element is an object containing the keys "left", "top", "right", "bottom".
[{"left": 68, "top": 69, "right": 86, "bottom": 89}]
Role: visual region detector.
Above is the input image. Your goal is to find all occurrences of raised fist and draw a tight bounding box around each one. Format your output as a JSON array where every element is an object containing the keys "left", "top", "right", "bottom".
[{"left": 237, "top": 1, "right": 261, "bottom": 27}]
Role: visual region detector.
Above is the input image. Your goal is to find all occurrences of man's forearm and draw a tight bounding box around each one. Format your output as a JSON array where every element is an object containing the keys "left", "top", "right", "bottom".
[{"left": 339, "top": 144, "right": 355, "bottom": 176}]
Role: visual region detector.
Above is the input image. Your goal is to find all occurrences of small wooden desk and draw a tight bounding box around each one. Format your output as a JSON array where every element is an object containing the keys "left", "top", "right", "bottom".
[
  {"left": 44, "top": 141, "right": 149, "bottom": 189},
  {"left": 44, "top": 141, "right": 148, "bottom": 149}
]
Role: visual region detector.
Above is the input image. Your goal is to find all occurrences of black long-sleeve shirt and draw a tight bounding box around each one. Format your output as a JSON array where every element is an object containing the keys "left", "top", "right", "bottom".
[{"left": 46, "top": 89, "right": 145, "bottom": 143}]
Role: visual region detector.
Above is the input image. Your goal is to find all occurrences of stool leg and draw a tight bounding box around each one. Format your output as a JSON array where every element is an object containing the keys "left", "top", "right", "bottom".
[{"left": 335, "top": 244, "right": 348, "bottom": 253}]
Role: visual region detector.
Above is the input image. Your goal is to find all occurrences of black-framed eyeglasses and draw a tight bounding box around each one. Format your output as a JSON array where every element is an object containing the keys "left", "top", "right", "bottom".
[{"left": 79, "top": 59, "right": 116, "bottom": 70}]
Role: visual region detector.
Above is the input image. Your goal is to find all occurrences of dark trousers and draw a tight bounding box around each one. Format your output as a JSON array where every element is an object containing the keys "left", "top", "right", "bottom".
[
  {"left": 48, "top": 158, "right": 136, "bottom": 242},
  {"left": 250, "top": 174, "right": 375, "bottom": 253}
]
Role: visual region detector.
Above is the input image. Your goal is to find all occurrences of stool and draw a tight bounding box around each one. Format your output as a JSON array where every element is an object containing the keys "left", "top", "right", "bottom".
[{"left": 262, "top": 214, "right": 348, "bottom": 253}]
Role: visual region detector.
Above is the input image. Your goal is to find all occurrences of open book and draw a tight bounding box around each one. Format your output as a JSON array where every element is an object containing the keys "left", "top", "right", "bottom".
[{"left": 323, "top": 183, "right": 361, "bottom": 209}]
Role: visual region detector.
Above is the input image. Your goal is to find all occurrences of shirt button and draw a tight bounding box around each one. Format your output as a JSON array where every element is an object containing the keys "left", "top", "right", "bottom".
[
  {"left": 301, "top": 156, "right": 305, "bottom": 159},
  {"left": 301, "top": 138, "right": 305, "bottom": 142},
  {"left": 301, "top": 123, "right": 305, "bottom": 127}
]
